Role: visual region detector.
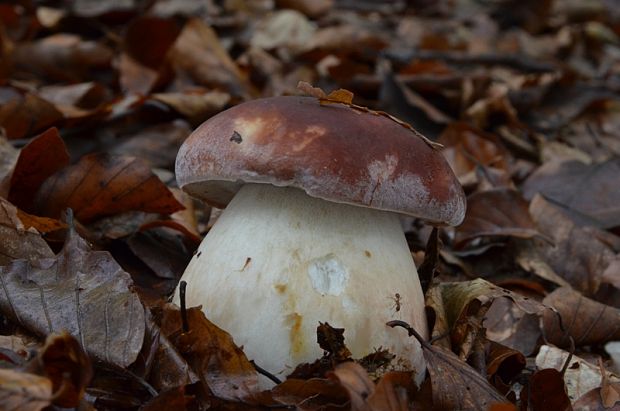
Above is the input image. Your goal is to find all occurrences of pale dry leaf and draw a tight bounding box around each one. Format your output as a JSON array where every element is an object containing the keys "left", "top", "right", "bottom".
[{"left": 536, "top": 345, "right": 620, "bottom": 403}]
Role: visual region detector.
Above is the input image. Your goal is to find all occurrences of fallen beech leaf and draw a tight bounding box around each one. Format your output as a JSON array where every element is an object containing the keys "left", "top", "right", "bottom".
[
  {"left": 150, "top": 90, "right": 230, "bottom": 125},
  {"left": 253, "top": 378, "right": 348, "bottom": 409},
  {"left": 455, "top": 188, "right": 545, "bottom": 247},
  {"left": 486, "top": 341, "right": 526, "bottom": 388},
  {"left": 25, "top": 332, "right": 92, "bottom": 408},
  {"left": 542, "top": 287, "right": 620, "bottom": 347},
  {"left": 328, "top": 362, "right": 413, "bottom": 411},
  {"left": 167, "top": 18, "right": 250, "bottom": 97},
  {"left": 600, "top": 358, "right": 620, "bottom": 408},
  {"left": 0, "top": 134, "right": 18, "bottom": 187},
  {"left": 12, "top": 34, "right": 112, "bottom": 82},
  {"left": 34, "top": 153, "right": 184, "bottom": 223},
  {"left": 110, "top": 121, "right": 191, "bottom": 169},
  {"left": 37, "top": 82, "right": 109, "bottom": 120},
  {"left": 574, "top": 387, "right": 620, "bottom": 411},
  {"left": 161, "top": 305, "right": 259, "bottom": 401},
  {"left": 529, "top": 194, "right": 618, "bottom": 295},
  {"left": 0, "top": 221, "right": 145, "bottom": 367},
  {"left": 484, "top": 297, "right": 541, "bottom": 356},
  {"left": 250, "top": 9, "right": 315, "bottom": 55},
  {"left": 0, "top": 197, "right": 54, "bottom": 265},
  {"left": 521, "top": 368, "right": 572, "bottom": 411},
  {"left": 325, "top": 88, "right": 354, "bottom": 105},
  {"left": 7, "top": 127, "right": 70, "bottom": 212},
  {"left": 0, "top": 368, "right": 52, "bottom": 411},
  {"left": 140, "top": 386, "right": 193, "bottom": 411},
  {"left": 297, "top": 81, "right": 327, "bottom": 99},
  {"left": 523, "top": 158, "right": 620, "bottom": 229},
  {"left": 390, "top": 321, "right": 510, "bottom": 410},
  {"left": 426, "top": 278, "right": 548, "bottom": 351},
  {"left": 536, "top": 345, "right": 620, "bottom": 403},
  {"left": 0, "top": 92, "right": 63, "bottom": 140}
]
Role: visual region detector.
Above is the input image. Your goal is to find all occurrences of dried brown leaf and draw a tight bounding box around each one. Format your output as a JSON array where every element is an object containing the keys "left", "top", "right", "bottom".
[
  {"left": 7, "top": 127, "right": 69, "bottom": 212},
  {"left": 535, "top": 345, "right": 620, "bottom": 404},
  {"left": 33, "top": 153, "right": 184, "bottom": 223},
  {"left": 0, "top": 222, "right": 145, "bottom": 367},
  {"left": 0, "top": 197, "right": 54, "bottom": 265},
  {"left": 25, "top": 332, "right": 92, "bottom": 408},
  {"left": 529, "top": 194, "right": 618, "bottom": 295},
  {"left": 0, "top": 368, "right": 52, "bottom": 411},
  {"left": 0, "top": 92, "right": 63, "bottom": 140},
  {"left": 523, "top": 158, "right": 620, "bottom": 229},
  {"left": 455, "top": 188, "right": 545, "bottom": 247},
  {"left": 542, "top": 287, "right": 620, "bottom": 347},
  {"left": 161, "top": 305, "right": 259, "bottom": 401},
  {"left": 522, "top": 368, "right": 572, "bottom": 411}
]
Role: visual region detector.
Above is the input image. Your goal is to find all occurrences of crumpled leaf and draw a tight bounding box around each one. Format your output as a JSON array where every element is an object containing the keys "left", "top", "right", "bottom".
[
  {"left": 7, "top": 127, "right": 69, "bottom": 212},
  {"left": 0, "top": 221, "right": 145, "bottom": 367},
  {"left": 529, "top": 194, "right": 619, "bottom": 295},
  {"left": 542, "top": 287, "right": 620, "bottom": 347},
  {"left": 536, "top": 345, "right": 620, "bottom": 403},
  {"left": 455, "top": 188, "right": 545, "bottom": 247},
  {"left": 160, "top": 305, "right": 259, "bottom": 401},
  {"left": 0, "top": 197, "right": 54, "bottom": 265},
  {"left": 523, "top": 158, "right": 620, "bottom": 229},
  {"left": 0, "top": 368, "right": 52, "bottom": 411},
  {"left": 33, "top": 153, "right": 184, "bottom": 223}
]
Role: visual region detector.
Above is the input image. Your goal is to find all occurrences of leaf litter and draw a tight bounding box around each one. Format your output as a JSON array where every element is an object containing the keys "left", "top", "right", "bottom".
[{"left": 0, "top": 1, "right": 620, "bottom": 409}]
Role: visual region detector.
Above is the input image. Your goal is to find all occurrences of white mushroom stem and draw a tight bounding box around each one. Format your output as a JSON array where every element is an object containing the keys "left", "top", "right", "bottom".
[{"left": 175, "top": 183, "right": 428, "bottom": 383}]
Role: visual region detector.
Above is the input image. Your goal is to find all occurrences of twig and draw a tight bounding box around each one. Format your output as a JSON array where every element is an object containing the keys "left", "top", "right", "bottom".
[
  {"left": 250, "top": 360, "right": 282, "bottom": 385},
  {"left": 386, "top": 320, "right": 431, "bottom": 349},
  {"left": 179, "top": 281, "right": 189, "bottom": 333}
]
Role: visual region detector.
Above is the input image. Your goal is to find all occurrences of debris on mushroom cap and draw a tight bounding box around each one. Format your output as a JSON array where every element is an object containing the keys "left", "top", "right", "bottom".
[
  {"left": 175, "top": 93, "right": 466, "bottom": 226},
  {"left": 297, "top": 81, "right": 443, "bottom": 150}
]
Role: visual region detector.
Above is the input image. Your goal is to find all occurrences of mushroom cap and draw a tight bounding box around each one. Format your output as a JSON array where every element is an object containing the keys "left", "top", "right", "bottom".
[{"left": 175, "top": 96, "right": 466, "bottom": 226}]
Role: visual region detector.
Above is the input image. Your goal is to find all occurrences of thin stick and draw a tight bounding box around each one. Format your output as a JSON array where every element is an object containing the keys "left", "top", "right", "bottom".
[
  {"left": 179, "top": 281, "right": 189, "bottom": 333},
  {"left": 250, "top": 360, "right": 282, "bottom": 385}
]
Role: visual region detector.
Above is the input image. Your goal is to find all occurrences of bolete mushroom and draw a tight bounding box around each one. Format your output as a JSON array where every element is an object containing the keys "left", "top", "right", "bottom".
[{"left": 174, "top": 95, "right": 465, "bottom": 383}]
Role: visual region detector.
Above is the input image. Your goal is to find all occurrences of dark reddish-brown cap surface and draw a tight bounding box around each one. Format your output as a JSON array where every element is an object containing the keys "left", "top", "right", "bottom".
[{"left": 175, "top": 96, "right": 466, "bottom": 226}]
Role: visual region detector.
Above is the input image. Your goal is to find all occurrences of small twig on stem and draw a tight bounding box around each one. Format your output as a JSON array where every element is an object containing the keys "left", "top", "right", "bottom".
[
  {"left": 386, "top": 320, "right": 431, "bottom": 349},
  {"left": 179, "top": 281, "right": 189, "bottom": 333}
]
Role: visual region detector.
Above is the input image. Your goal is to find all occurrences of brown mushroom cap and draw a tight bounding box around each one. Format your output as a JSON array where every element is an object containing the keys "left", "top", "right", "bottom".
[{"left": 176, "top": 96, "right": 466, "bottom": 226}]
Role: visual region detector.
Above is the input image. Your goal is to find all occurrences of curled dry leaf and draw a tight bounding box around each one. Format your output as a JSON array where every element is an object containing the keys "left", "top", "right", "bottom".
[
  {"left": 0, "top": 197, "right": 54, "bottom": 265},
  {"left": 252, "top": 378, "right": 349, "bottom": 409},
  {"left": 486, "top": 340, "right": 526, "bottom": 388},
  {"left": 160, "top": 305, "right": 259, "bottom": 401},
  {"left": 542, "top": 287, "right": 620, "bottom": 347},
  {"left": 529, "top": 194, "right": 619, "bottom": 295},
  {"left": 426, "top": 278, "right": 548, "bottom": 351},
  {"left": 523, "top": 158, "right": 620, "bottom": 229},
  {"left": 150, "top": 90, "right": 230, "bottom": 125},
  {"left": 0, "top": 223, "right": 145, "bottom": 368},
  {"left": 536, "top": 345, "right": 620, "bottom": 404},
  {"left": 454, "top": 188, "right": 545, "bottom": 248},
  {"left": 25, "top": 332, "right": 92, "bottom": 408},
  {"left": 7, "top": 127, "right": 70, "bottom": 212},
  {"left": 0, "top": 368, "right": 52, "bottom": 411},
  {"left": 33, "top": 153, "right": 184, "bottom": 223},
  {"left": 140, "top": 386, "right": 194, "bottom": 411}
]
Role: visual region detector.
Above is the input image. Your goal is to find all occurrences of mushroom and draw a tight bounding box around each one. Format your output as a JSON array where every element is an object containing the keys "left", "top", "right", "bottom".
[{"left": 174, "top": 95, "right": 465, "bottom": 384}]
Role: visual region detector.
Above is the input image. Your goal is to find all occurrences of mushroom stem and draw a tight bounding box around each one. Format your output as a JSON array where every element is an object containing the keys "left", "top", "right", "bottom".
[{"left": 174, "top": 183, "right": 428, "bottom": 383}]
